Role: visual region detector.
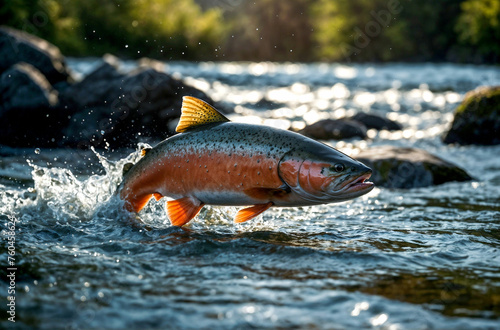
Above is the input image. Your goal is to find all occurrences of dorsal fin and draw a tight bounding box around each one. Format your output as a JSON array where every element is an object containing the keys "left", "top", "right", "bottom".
[{"left": 176, "top": 96, "right": 230, "bottom": 133}]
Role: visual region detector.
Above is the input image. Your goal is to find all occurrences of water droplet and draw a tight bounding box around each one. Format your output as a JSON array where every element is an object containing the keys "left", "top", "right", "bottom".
[
  {"left": 34, "top": 148, "right": 40, "bottom": 154},
  {"left": 100, "top": 130, "right": 105, "bottom": 135},
  {"left": 125, "top": 44, "right": 129, "bottom": 48}
]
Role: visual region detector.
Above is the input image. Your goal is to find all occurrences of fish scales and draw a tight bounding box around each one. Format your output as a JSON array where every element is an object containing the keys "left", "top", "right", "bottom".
[
  {"left": 121, "top": 123, "right": 296, "bottom": 206},
  {"left": 118, "top": 96, "right": 374, "bottom": 226}
]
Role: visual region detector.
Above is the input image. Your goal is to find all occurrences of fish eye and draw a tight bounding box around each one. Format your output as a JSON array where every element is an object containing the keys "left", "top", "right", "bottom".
[{"left": 333, "top": 163, "right": 345, "bottom": 172}]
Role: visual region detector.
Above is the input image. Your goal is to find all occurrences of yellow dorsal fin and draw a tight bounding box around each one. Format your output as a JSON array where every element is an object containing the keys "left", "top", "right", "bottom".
[{"left": 176, "top": 96, "right": 230, "bottom": 133}]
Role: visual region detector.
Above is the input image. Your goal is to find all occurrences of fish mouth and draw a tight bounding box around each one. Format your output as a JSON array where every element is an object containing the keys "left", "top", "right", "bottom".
[{"left": 339, "top": 172, "right": 374, "bottom": 195}]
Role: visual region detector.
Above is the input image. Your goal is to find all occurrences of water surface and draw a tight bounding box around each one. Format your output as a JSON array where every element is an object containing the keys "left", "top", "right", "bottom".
[{"left": 1, "top": 61, "right": 500, "bottom": 329}]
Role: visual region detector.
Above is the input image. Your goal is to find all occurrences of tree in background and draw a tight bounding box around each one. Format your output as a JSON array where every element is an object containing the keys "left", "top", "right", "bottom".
[
  {"left": 456, "top": 0, "right": 500, "bottom": 62},
  {"left": 311, "top": 0, "right": 412, "bottom": 62},
  {"left": 77, "top": 0, "right": 227, "bottom": 59},
  {"left": 0, "top": 0, "right": 85, "bottom": 53},
  {"left": 311, "top": 0, "right": 468, "bottom": 62},
  {"left": 1, "top": 0, "right": 227, "bottom": 60},
  {"left": 222, "top": 0, "right": 314, "bottom": 61},
  {"left": 1, "top": 0, "right": 499, "bottom": 63}
]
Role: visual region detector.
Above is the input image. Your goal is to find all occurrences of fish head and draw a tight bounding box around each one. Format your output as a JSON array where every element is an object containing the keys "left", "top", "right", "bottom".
[{"left": 278, "top": 148, "right": 374, "bottom": 204}]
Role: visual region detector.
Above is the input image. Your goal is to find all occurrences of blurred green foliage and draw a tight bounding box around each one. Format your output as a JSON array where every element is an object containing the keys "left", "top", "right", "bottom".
[
  {"left": 0, "top": 0, "right": 226, "bottom": 59},
  {"left": 456, "top": 0, "right": 500, "bottom": 62},
  {"left": 1, "top": 0, "right": 498, "bottom": 62}
]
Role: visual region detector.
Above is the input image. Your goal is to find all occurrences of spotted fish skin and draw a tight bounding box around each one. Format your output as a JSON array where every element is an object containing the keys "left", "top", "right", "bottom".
[{"left": 118, "top": 97, "right": 374, "bottom": 226}]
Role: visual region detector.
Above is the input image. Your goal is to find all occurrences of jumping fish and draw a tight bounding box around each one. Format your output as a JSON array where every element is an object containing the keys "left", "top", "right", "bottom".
[{"left": 118, "top": 96, "right": 374, "bottom": 226}]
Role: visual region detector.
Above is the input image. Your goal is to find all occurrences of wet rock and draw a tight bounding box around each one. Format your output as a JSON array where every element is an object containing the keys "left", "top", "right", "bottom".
[
  {"left": 0, "top": 63, "right": 68, "bottom": 147},
  {"left": 443, "top": 86, "right": 500, "bottom": 145},
  {"left": 355, "top": 146, "right": 472, "bottom": 188},
  {"left": 349, "top": 112, "right": 402, "bottom": 131},
  {"left": 0, "top": 26, "right": 73, "bottom": 86},
  {"left": 60, "top": 56, "right": 219, "bottom": 148},
  {"left": 245, "top": 97, "right": 286, "bottom": 110},
  {"left": 299, "top": 119, "right": 368, "bottom": 140}
]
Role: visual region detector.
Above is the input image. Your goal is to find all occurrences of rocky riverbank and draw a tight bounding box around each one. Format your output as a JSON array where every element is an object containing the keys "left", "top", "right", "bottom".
[{"left": 0, "top": 26, "right": 221, "bottom": 149}]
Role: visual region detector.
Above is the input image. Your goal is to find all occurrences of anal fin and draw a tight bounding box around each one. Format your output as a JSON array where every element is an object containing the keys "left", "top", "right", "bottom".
[
  {"left": 166, "top": 196, "right": 204, "bottom": 227},
  {"left": 125, "top": 194, "right": 153, "bottom": 213},
  {"left": 234, "top": 202, "right": 273, "bottom": 223}
]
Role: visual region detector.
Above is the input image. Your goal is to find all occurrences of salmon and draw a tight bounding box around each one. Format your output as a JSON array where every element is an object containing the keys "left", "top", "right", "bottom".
[{"left": 118, "top": 96, "right": 374, "bottom": 226}]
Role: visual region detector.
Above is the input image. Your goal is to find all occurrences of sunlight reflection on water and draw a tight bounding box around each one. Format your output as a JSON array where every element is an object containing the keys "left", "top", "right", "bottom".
[{"left": 2, "top": 60, "right": 500, "bottom": 329}]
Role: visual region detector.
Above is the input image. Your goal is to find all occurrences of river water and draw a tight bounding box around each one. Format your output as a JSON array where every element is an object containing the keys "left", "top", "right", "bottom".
[{"left": 1, "top": 61, "right": 500, "bottom": 329}]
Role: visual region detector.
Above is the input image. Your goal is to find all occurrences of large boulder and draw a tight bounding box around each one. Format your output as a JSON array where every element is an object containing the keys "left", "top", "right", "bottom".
[
  {"left": 299, "top": 119, "right": 368, "bottom": 140},
  {"left": 349, "top": 112, "right": 402, "bottom": 131},
  {"left": 0, "top": 27, "right": 220, "bottom": 149},
  {"left": 0, "top": 26, "right": 73, "bottom": 87},
  {"left": 60, "top": 55, "right": 221, "bottom": 149},
  {"left": 355, "top": 146, "right": 472, "bottom": 188},
  {"left": 0, "top": 63, "right": 69, "bottom": 147},
  {"left": 443, "top": 86, "right": 500, "bottom": 145}
]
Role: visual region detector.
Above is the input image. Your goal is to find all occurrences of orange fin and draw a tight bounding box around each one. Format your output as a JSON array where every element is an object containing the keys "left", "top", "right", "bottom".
[
  {"left": 234, "top": 202, "right": 273, "bottom": 223},
  {"left": 125, "top": 194, "right": 153, "bottom": 213},
  {"left": 176, "top": 96, "right": 230, "bottom": 133},
  {"left": 166, "top": 196, "right": 204, "bottom": 227},
  {"left": 124, "top": 192, "right": 162, "bottom": 213}
]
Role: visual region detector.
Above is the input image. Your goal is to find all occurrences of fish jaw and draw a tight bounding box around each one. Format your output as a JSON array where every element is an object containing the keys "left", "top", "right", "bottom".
[
  {"left": 278, "top": 149, "right": 374, "bottom": 204},
  {"left": 330, "top": 171, "right": 374, "bottom": 200}
]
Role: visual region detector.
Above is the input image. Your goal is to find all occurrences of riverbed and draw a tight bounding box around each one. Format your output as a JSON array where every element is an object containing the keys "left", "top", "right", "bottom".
[{"left": 1, "top": 61, "right": 499, "bottom": 329}]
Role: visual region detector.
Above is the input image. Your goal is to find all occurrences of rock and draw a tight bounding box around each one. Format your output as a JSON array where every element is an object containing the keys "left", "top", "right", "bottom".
[
  {"left": 443, "top": 86, "right": 500, "bottom": 145},
  {"left": 355, "top": 146, "right": 472, "bottom": 188},
  {"left": 349, "top": 112, "right": 402, "bottom": 131},
  {"left": 299, "top": 119, "right": 367, "bottom": 140},
  {"left": 60, "top": 56, "right": 220, "bottom": 149},
  {"left": 0, "top": 63, "right": 69, "bottom": 147},
  {"left": 245, "top": 97, "right": 286, "bottom": 110},
  {"left": 0, "top": 26, "right": 73, "bottom": 86}
]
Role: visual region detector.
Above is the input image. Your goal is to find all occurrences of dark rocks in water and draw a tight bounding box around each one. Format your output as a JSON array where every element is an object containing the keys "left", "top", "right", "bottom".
[
  {"left": 0, "top": 63, "right": 69, "bottom": 147},
  {"left": 349, "top": 112, "right": 402, "bottom": 131},
  {"left": 299, "top": 119, "right": 368, "bottom": 140},
  {"left": 60, "top": 55, "right": 219, "bottom": 149},
  {"left": 0, "top": 26, "right": 221, "bottom": 149},
  {"left": 355, "top": 146, "right": 472, "bottom": 188},
  {"left": 299, "top": 113, "right": 402, "bottom": 141},
  {"left": 245, "top": 97, "right": 286, "bottom": 110},
  {"left": 443, "top": 86, "right": 500, "bottom": 145},
  {"left": 0, "top": 26, "right": 73, "bottom": 86}
]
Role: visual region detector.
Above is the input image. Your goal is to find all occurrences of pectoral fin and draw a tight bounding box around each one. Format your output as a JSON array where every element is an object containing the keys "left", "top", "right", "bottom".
[
  {"left": 234, "top": 202, "right": 273, "bottom": 223},
  {"left": 166, "top": 196, "right": 205, "bottom": 227}
]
